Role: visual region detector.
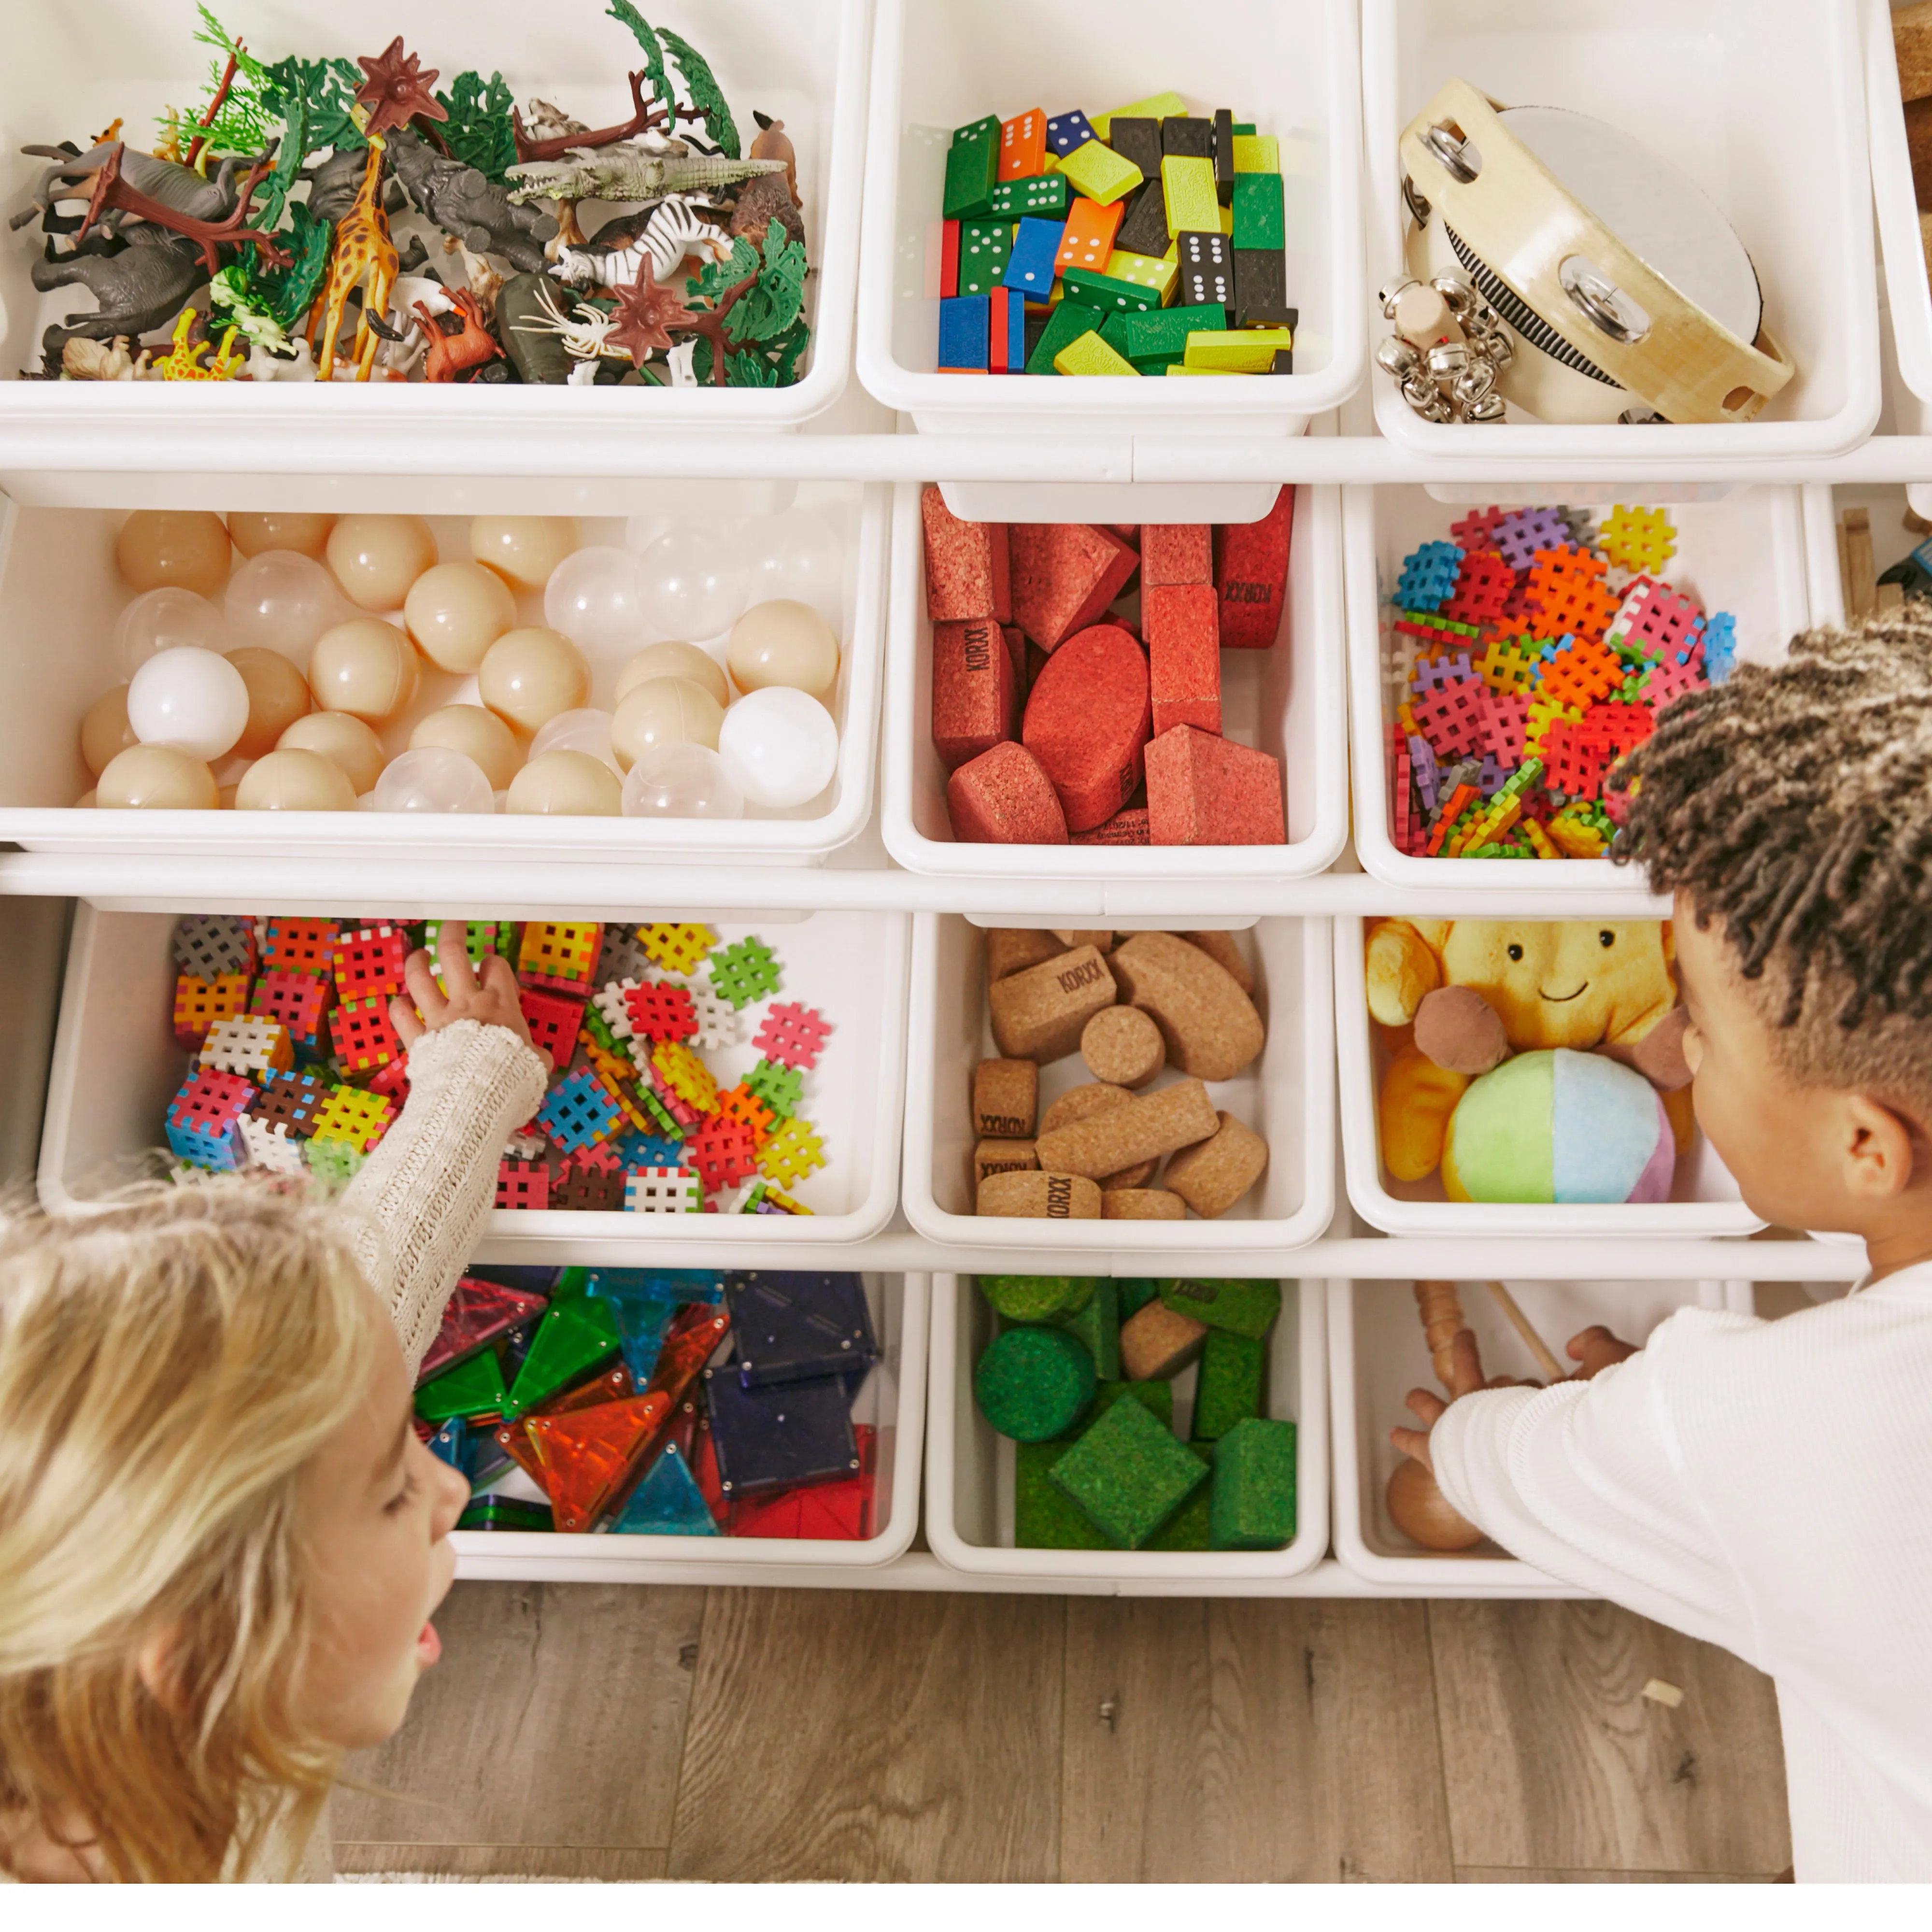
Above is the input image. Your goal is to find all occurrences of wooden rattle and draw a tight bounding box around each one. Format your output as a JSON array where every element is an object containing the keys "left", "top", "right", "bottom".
[{"left": 1385, "top": 1279, "right": 1485, "bottom": 1552}]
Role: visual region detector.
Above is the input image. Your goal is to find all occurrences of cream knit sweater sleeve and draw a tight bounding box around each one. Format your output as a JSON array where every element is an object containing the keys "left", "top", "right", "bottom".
[{"left": 336, "top": 1020, "right": 550, "bottom": 1379}]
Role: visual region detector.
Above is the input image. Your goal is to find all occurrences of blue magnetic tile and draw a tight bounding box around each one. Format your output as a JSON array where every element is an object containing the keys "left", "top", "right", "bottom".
[
  {"left": 725, "top": 1270, "right": 878, "bottom": 1389},
  {"left": 613, "top": 1442, "right": 721, "bottom": 1536},
  {"left": 704, "top": 1369, "right": 860, "bottom": 1498}
]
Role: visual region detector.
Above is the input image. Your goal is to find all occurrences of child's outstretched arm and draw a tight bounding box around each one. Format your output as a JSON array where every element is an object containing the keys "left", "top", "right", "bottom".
[
  {"left": 1401, "top": 1315, "right": 1765, "bottom": 1660},
  {"left": 337, "top": 926, "right": 551, "bottom": 1377}
]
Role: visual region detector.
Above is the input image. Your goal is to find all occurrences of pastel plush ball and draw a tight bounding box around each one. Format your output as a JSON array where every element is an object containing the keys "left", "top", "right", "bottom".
[{"left": 1441, "top": 1049, "right": 1675, "bottom": 1205}]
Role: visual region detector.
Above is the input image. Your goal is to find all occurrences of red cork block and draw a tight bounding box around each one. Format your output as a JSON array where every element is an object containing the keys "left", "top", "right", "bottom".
[
  {"left": 922, "top": 485, "right": 1010, "bottom": 623},
  {"left": 1022, "top": 623, "right": 1152, "bottom": 833},
  {"left": 1071, "top": 807, "right": 1151, "bottom": 846},
  {"left": 931, "top": 617, "right": 1017, "bottom": 770},
  {"left": 1146, "top": 726, "right": 1286, "bottom": 845},
  {"left": 947, "top": 741, "right": 1068, "bottom": 844},
  {"left": 1009, "top": 523, "right": 1139, "bottom": 652},
  {"left": 1001, "top": 624, "right": 1028, "bottom": 702},
  {"left": 1214, "top": 486, "right": 1295, "bottom": 649},
  {"left": 1144, "top": 582, "right": 1222, "bottom": 736},
  {"left": 1141, "top": 525, "right": 1213, "bottom": 588}
]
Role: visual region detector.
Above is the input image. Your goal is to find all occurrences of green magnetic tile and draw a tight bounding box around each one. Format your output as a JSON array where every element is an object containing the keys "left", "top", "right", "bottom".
[
  {"left": 503, "top": 1296, "right": 621, "bottom": 1420},
  {"left": 415, "top": 1347, "right": 508, "bottom": 1423},
  {"left": 1048, "top": 1394, "right": 1208, "bottom": 1549}
]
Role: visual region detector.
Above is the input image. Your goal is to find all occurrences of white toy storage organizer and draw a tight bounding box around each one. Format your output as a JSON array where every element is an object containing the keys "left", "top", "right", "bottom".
[{"left": 6, "top": 0, "right": 1913, "bottom": 1598}]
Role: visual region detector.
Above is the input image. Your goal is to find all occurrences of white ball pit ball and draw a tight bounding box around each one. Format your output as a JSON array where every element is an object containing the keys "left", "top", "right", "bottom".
[
  {"left": 716, "top": 684, "right": 839, "bottom": 809},
  {"left": 127, "top": 646, "right": 251, "bottom": 761}
]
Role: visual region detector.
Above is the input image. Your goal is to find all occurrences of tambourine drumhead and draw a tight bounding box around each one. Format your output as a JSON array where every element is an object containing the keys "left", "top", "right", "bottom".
[{"left": 1407, "top": 104, "right": 1764, "bottom": 424}]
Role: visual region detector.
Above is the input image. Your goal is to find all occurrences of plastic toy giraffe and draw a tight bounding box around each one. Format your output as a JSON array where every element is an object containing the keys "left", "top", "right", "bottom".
[{"left": 311, "top": 127, "right": 398, "bottom": 381}]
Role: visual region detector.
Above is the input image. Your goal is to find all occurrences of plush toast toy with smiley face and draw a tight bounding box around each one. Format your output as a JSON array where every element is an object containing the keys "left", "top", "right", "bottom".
[{"left": 1366, "top": 918, "right": 1695, "bottom": 1192}]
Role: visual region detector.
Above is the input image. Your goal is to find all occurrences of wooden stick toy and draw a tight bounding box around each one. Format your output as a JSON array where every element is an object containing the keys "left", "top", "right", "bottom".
[
  {"left": 1386, "top": 1280, "right": 1484, "bottom": 1553},
  {"left": 1482, "top": 1280, "right": 1565, "bottom": 1382}
]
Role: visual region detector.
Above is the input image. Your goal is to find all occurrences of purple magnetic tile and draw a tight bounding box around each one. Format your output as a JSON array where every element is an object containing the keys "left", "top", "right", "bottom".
[
  {"left": 725, "top": 1270, "right": 879, "bottom": 1389},
  {"left": 703, "top": 1368, "right": 860, "bottom": 1498}
]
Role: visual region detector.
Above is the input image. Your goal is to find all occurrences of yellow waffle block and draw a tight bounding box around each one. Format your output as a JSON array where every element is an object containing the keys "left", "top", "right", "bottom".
[
  {"left": 1522, "top": 819, "right": 1560, "bottom": 860},
  {"left": 1524, "top": 697, "right": 1582, "bottom": 756},
  {"left": 1054, "top": 330, "right": 1139, "bottom": 377}
]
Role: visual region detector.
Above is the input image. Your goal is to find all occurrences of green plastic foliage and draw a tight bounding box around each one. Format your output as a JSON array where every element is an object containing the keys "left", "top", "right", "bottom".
[
  {"left": 248, "top": 203, "right": 332, "bottom": 330},
  {"left": 436, "top": 71, "right": 518, "bottom": 184},
  {"left": 658, "top": 26, "right": 740, "bottom": 157},
  {"left": 607, "top": 0, "right": 675, "bottom": 114}
]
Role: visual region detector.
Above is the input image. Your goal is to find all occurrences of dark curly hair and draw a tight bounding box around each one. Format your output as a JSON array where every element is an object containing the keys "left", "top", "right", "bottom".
[{"left": 1612, "top": 612, "right": 1932, "bottom": 1097}]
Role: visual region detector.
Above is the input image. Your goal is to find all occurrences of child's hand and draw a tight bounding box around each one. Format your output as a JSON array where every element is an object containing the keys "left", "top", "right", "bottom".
[
  {"left": 1391, "top": 1328, "right": 1533, "bottom": 1475},
  {"left": 390, "top": 925, "right": 550, "bottom": 1072},
  {"left": 1565, "top": 1325, "right": 1639, "bottom": 1379}
]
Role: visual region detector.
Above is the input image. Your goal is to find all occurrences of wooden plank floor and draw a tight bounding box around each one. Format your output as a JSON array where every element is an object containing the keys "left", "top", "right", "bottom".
[{"left": 335, "top": 1587, "right": 1790, "bottom": 1883}]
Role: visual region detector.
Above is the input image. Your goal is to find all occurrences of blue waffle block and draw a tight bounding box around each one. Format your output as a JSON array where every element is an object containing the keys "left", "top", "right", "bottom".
[
  {"left": 1703, "top": 611, "right": 1738, "bottom": 684},
  {"left": 536, "top": 1066, "right": 624, "bottom": 1154},
  {"left": 1394, "top": 540, "right": 1463, "bottom": 613}
]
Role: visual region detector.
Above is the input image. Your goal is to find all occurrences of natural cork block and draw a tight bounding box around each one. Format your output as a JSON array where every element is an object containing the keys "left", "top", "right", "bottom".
[
  {"left": 1120, "top": 1298, "right": 1208, "bottom": 1379},
  {"left": 1163, "top": 1110, "right": 1268, "bottom": 1218},
  {"left": 1157, "top": 1275, "right": 1281, "bottom": 1340},
  {"left": 1103, "top": 1188, "right": 1185, "bottom": 1221},
  {"left": 1109, "top": 930, "right": 1264, "bottom": 1082},
  {"left": 1048, "top": 1392, "right": 1208, "bottom": 1548},
  {"left": 977, "top": 1170, "right": 1102, "bottom": 1218},
  {"left": 988, "top": 944, "right": 1116, "bottom": 1061},
  {"left": 1181, "top": 929, "right": 1254, "bottom": 994},
  {"left": 1080, "top": 1004, "right": 1165, "bottom": 1088},
  {"left": 1051, "top": 929, "right": 1114, "bottom": 952},
  {"left": 986, "top": 928, "right": 1069, "bottom": 981},
  {"left": 1038, "top": 1081, "right": 1151, "bottom": 1186},
  {"left": 974, "top": 1325, "right": 1094, "bottom": 1441},
  {"left": 1033, "top": 1076, "right": 1218, "bottom": 1181},
  {"left": 973, "top": 1137, "right": 1037, "bottom": 1186},
  {"left": 972, "top": 1057, "right": 1039, "bottom": 1138}
]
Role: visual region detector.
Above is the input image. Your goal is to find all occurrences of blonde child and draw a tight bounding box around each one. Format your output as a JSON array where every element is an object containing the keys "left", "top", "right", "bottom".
[
  {"left": 0, "top": 925, "right": 549, "bottom": 1881},
  {"left": 1395, "top": 616, "right": 1932, "bottom": 1880}
]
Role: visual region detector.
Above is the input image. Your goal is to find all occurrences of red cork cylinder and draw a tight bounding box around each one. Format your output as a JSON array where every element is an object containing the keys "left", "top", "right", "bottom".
[
  {"left": 947, "top": 741, "right": 1068, "bottom": 844},
  {"left": 1213, "top": 486, "right": 1295, "bottom": 648},
  {"left": 922, "top": 484, "right": 1011, "bottom": 623},
  {"left": 1022, "top": 623, "right": 1152, "bottom": 833},
  {"left": 1141, "top": 524, "right": 1213, "bottom": 588},
  {"left": 1009, "top": 523, "right": 1140, "bottom": 651},
  {"left": 1146, "top": 725, "right": 1285, "bottom": 845},
  {"left": 1070, "top": 806, "right": 1151, "bottom": 846},
  {"left": 931, "top": 617, "right": 1017, "bottom": 770},
  {"left": 1144, "top": 582, "right": 1222, "bottom": 736}
]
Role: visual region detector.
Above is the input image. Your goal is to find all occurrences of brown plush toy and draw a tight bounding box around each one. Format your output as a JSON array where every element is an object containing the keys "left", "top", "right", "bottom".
[{"left": 1366, "top": 918, "right": 1693, "bottom": 1185}]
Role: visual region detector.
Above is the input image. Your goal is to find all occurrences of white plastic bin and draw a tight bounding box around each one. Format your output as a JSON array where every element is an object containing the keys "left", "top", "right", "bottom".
[
  {"left": 1346, "top": 483, "right": 1818, "bottom": 892},
  {"left": 903, "top": 915, "right": 1334, "bottom": 1258},
  {"left": 40, "top": 903, "right": 909, "bottom": 1246},
  {"left": 855, "top": 0, "right": 1365, "bottom": 513},
  {"left": 0, "top": 0, "right": 867, "bottom": 457},
  {"left": 1871, "top": 0, "right": 1932, "bottom": 418},
  {"left": 1329, "top": 1275, "right": 1751, "bottom": 1590},
  {"left": 925, "top": 1270, "right": 1325, "bottom": 1584},
  {"left": 458, "top": 1270, "right": 927, "bottom": 1570},
  {"left": 1360, "top": 0, "right": 1878, "bottom": 461},
  {"left": 883, "top": 483, "right": 1347, "bottom": 896},
  {"left": 1805, "top": 480, "right": 1920, "bottom": 632},
  {"left": 1334, "top": 914, "right": 1762, "bottom": 1239},
  {"left": 0, "top": 487, "right": 886, "bottom": 865}
]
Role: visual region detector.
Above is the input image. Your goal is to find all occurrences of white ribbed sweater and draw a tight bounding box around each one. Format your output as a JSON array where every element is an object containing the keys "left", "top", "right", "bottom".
[{"left": 1432, "top": 1262, "right": 1932, "bottom": 1883}]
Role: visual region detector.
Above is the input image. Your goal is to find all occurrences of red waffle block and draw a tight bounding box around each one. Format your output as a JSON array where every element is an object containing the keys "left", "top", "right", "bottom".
[
  {"left": 1145, "top": 726, "right": 1286, "bottom": 845},
  {"left": 1213, "top": 486, "right": 1294, "bottom": 649},
  {"left": 259, "top": 917, "right": 338, "bottom": 976},
  {"left": 1144, "top": 582, "right": 1222, "bottom": 737},
  {"left": 1580, "top": 699, "right": 1655, "bottom": 757},
  {"left": 519, "top": 986, "right": 585, "bottom": 1067},
  {"left": 1140, "top": 525, "right": 1213, "bottom": 588},
  {"left": 1479, "top": 689, "right": 1529, "bottom": 765},
  {"left": 496, "top": 1157, "right": 551, "bottom": 1211},
  {"left": 1009, "top": 523, "right": 1139, "bottom": 652},
  {"left": 946, "top": 742, "right": 1068, "bottom": 844},
  {"left": 921, "top": 485, "right": 1010, "bottom": 624},
  {"left": 931, "top": 617, "right": 1018, "bottom": 771},
  {"left": 366, "top": 1056, "right": 411, "bottom": 1102},
  {"left": 1070, "top": 807, "right": 1151, "bottom": 847},
  {"left": 333, "top": 924, "right": 410, "bottom": 1000},
  {"left": 1021, "top": 623, "right": 1152, "bottom": 832},
  {"left": 250, "top": 968, "right": 332, "bottom": 1049}
]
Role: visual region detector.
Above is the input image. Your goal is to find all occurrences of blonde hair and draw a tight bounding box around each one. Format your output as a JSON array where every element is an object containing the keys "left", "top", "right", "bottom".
[{"left": 0, "top": 1179, "right": 381, "bottom": 1882}]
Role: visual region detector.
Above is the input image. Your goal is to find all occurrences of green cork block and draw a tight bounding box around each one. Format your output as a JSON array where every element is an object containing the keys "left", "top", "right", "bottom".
[
  {"left": 1026, "top": 300, "right": 1107, "bottom": 375},
  {"left": 1062, "top": 1275, "right": 1121, "bottom": 1379},
  {"left": 1116, "top": 1277, "right": 1162, "bottom": 1320},
  {"left": 1192, "top": 1330, "right": 1265, "bottom": 1441},
  {"left": 1049, "top": 1393, "right": 1208, "bottom": 1548},
  {"left": 1146, "top": 1446, "right": 1213, "bottom": 1550},
  {"left": 1158, "top": 1276, "right": 1282, "bottom": 1340},
  {"left": 1209, "top": 1417, "right": 1297, "bottom": 1550},
  {"left": 1056, "top": 1377, "right": 1172, "bottom": 1441},
  {"left": 1015, "top": 1441, "right": 1110, "bottom": 1549},
  {"left": 976, "top": 1326, "right": 1096, "bottom": 1442},
  {"left": 978, "top": 1274, "right": 1096, "bottom": 1325},
  {"left": 944, "top": 114, "right": 1000, "bottom": 220},
  {"left": 415, "top": 1346, "right": 507, "bottom": 1424}
]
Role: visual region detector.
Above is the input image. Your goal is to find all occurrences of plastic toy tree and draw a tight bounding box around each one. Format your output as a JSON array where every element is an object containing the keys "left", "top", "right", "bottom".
[{"left": 436, "top": 71, "right": 518, "bottom": 183}]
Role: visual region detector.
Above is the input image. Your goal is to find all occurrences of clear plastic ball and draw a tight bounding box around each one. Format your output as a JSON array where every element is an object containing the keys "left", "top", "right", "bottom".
[
  {"left": 114, "top": 586, "right": 227, "bottom": 678},
  {"left": 372, "top": 745, "right": 495, "bottom": 814},
  {"left": 235, "top": 747, "right": 356, "bottom": 811},
  {"left": 542, "top": 545, "right": 650, "bottom": 661},
  {"left": 621, "top": 742, "right": 745, "bottom": 819},
  {"left": 744, "top": 509, "right": 845, "bottom": 625},
  {"left": 716, "top": 684, "right": 840, "bottom": 809},
  {"left": 635, "top": 524, "right": 750, "bottom": 641},
  {"left": 96, "top": 743, "right": 219, "bottom": 810},
  {"left": 127, "top": 646, "right": 251, "bottom": 761},
  {"left": 611, "top": 677, "right": 723, "bottom": 771},
  {"left": 528, "top": 706, "right": 620, "bottom": 773},
  {"left": 222, "top": 550, "right": 344, "bottom": 666},
  {"left": 506, "top": 748, "right": 622, "bottom": 815},
  {"left": 228, "top": 511, "right": 334, "bottom": 561}
]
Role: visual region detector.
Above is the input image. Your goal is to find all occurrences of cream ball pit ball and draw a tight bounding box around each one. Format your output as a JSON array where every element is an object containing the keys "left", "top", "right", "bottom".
[
  {"left": 79, "top": 685, "right": 138, "bottom": 778},
  {"left": 611, "top": 678, "right": 725, "bottom": 770},
  {"left": 226, "top": 647, "right": 312, "bottom": 759},
  {"left": 235, "top": 748, "right": 358, "bottom": 812},
  {"left": 95, "top": 743, "right": 218, "bottom": 810},
  {"left": 115, "top": 511, "right": 231, "bottom": 599},
  {"left": 307, "top": 618, "right": 421, "bottom": 724},
  {"left": 470, "top": 516, "right": 580, "bottom": 591},
  {"left": 276, "top": 711, "right": 387, "bottom": 796},
  {"left": 726, "top": 598, "right": 840, "bottom": 701},
  {"left": 326, "top": 514, "right": 437, "bottom": 611},
  {"left": 409, "top": 703, "right": 523, "bottom": 791},
  {"left": 405, "top": 560, "right": 517, "bottom": 674},
  {"left": 507, "top": 749, "right": 622, "bottom": 815},
  {"left": 479, "top": 627, "right": 589, "bottom": 736},
  {"left": 616, "top": 639, "right": 730, "bottom": 709},
  {"left": 229, "top": 511, "right": 334, "bottom": 561}
]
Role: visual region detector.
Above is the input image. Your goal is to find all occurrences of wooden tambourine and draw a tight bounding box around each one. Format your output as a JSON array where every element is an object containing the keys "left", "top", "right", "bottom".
[{"left": 1400, "top": 78, "right": 1795, "bottom": 426}]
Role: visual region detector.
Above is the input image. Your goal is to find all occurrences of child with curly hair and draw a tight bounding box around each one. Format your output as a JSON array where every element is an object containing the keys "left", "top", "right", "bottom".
[
  {"left": 1395, "top": 615, "right": 1932, "bottom": 1881},
  {"left": 0, "top": 925, "right": 549, "bottom": 1881}
]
